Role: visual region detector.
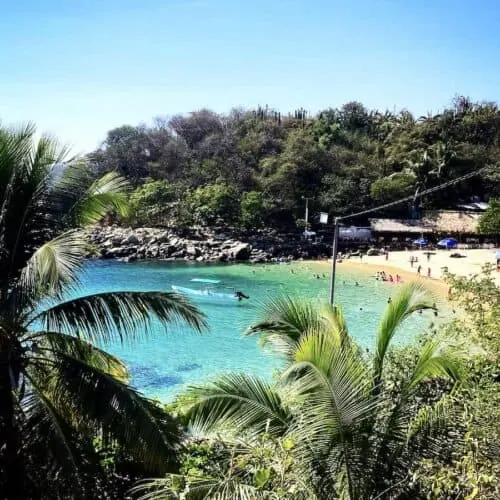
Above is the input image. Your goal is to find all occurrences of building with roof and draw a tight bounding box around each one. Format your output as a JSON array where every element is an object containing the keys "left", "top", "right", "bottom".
[{"left": 369, "top": 210, "right": 481, "bottom": 238}]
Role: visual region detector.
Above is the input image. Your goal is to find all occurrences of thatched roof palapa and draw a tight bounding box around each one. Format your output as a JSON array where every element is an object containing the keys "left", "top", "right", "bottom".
[
  {"left": 424, "top": 210, "right": 480, "bottom": 234},
  {"left": 370, "top": 211, "right": 480, "bottom": 235},
  {"left": 369, "top": 219, "right": 432, "bottom": 233}
]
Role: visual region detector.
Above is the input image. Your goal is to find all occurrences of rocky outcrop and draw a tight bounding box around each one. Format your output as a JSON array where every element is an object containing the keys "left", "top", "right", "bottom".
[{"left": 85, "top": 226, "right": 331, "bottom": 263}]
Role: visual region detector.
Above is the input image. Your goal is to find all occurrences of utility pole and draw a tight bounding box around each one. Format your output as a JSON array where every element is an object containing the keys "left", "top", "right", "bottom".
[
  {"left": 303, "top": 197, "right": 311, "bottom": 239},
  {"left": 305, "top": 197, "right": 309, "bottom": 234},
  {"left": 329, "top": 217, "right": 340, "bottom": 305}
]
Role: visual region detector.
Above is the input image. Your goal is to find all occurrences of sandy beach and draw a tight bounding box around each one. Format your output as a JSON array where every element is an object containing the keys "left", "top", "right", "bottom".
[{"left": 317, "top": 248, "right": 500, "bottom": 293}]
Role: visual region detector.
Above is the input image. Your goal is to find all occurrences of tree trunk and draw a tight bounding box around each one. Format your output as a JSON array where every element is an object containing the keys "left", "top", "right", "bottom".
[{"left": 0, "top": 347, "right": 24, "bottom": 500}]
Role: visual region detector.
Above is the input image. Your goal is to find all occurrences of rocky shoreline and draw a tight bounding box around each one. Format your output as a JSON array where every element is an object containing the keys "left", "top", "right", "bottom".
[{"left": 86, "top": 225, "right": 332, "bottom": 263}]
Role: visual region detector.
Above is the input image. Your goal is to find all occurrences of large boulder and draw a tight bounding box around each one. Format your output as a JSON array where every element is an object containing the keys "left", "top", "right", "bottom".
[
  {"left": 186, "top": 246, "right": 201, "bottom": 257},
  {"left": 122, "top": 233, "right": 139, "bottom": 245},
  {"left": 103, "top": 247, "right": 127, "bottom": 258},
  {"left": 156, "top": 232, "right": 170, "bottom": 243},
  {"left": 229, "top": 243, "right": 252, "bottom": 261}
]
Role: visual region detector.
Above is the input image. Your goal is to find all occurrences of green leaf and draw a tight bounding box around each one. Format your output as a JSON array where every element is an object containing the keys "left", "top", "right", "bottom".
[
  {"left": 20, "top": 229, "right": 87, "bottom": 298},
  {"left": 66, "top": 171, "right": 131, "bottom": 226},
  {"left": 373, "top": 282, "right": 435, "bottom": 386},
  {"left": 254, "top": 467, "right": 271, "bottom": 488},
  {"left": 183, "top": 373, "right": 292, "bottom": 439},
  {"left": 47, "top": 353, "right": 183, "bottom": 474},
  {"left": 32, "top": 291, "right": 207, "bottom": 344},
  {"left": 30, "top": 331, "right": 128, "bottom": 380}
]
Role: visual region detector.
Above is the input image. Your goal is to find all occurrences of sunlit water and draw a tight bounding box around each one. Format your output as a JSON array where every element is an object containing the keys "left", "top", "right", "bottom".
[{"left": 73, "top": 260, "right": 449, "bottom": 401}]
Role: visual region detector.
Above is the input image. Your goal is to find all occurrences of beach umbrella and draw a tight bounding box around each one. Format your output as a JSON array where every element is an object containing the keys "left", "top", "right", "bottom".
[
  {"left": 413, "top": 238, "right": 428, "bottom": 247},
  {"left": 437, "top": 237, "right": 457, "bottom": 249}
]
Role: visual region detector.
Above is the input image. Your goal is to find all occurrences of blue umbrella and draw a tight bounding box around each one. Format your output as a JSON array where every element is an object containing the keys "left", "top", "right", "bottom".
[
  {"left": 437, "top": 238, "right": 457, "bottom": 249},
  {"left": 413, "top": 238, "right": 428, "bottom": 246}
]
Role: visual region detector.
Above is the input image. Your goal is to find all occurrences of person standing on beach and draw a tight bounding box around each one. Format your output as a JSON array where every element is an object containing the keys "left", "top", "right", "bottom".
[
  {"left": 417, "top": 265, "right": 422, "bottom": 275},
  {"left": 427, "top": 267, "right": 431, "bottom": 278}
]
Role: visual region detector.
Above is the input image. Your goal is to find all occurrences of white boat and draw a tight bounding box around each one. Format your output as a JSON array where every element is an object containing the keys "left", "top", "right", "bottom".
[
  {"left": 190, "top": 278, "right": 221, "bottom": 284},
  {"left": 171, "top": 285, "right": 238, "bottom": 301}
]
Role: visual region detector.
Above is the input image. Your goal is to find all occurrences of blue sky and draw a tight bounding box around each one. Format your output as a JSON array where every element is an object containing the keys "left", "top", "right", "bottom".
[{"left": 1, "top": 0, "right": 499, "bottom": 153}]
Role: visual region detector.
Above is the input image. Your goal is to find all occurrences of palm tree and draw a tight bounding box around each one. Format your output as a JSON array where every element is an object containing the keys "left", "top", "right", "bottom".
[
  {"left": 136, "top": 283, "right": 463, "bottom": 499},
  {"left": 0, "top": 123, "right": 207, "bottom": 498},
  {"left": 404, "top": 143, "right": 456, "bottom": 217}
]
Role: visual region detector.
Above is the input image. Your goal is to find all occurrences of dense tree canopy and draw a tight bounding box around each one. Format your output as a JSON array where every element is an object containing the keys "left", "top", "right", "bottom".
[
  {"left": 478, "top": 198, "right": 500, "bottom": 235},
  {"left": 89, "top": 98, "right": 500, "bottom": 228}
]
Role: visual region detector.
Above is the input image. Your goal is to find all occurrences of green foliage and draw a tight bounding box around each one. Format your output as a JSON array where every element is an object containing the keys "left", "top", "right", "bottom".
[
  {"left": 0, "top": 123, "right": 207, "bottom": 498},
  {"left": 186, "top": 183, "right": 241, "bottom": 226},
  {"left": 405, "top": 267, "right": 500, "bottom": 499},
  {"left": 478, "top": 198, "right": 500, "bottom": 235},
  {"left": 131, "top": 436, "right": 312, "bottom": 499},
  {"left": 444, "top": 264, "right": 500, "bottom": 352},
  {"left": 90, "top": 97, "right": 500, "bottom": 229},
  {"left": 414, "top": 383, "right": 500, "bottom": 499},
  {"left": 141, "top": 285, "right": 464, "bottom": 499},
  {"left": 370, "top": 172, "right": 415, "bottom": 203},
  {"left": 129, "top": 179, "right": 180, "bottom": 224},
  {"left": 240, "top": 191, "right": 265, "bottom": 228}
]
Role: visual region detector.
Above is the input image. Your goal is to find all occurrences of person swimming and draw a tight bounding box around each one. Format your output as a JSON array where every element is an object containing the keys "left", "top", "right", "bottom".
[{"left": 234, "top": 291, "right": 250, "bottom": 302}]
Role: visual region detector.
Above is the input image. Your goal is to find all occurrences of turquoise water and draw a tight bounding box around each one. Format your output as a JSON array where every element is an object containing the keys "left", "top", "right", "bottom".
[{"left": 76, "top": 260, "right": 447, "bottom": 401}]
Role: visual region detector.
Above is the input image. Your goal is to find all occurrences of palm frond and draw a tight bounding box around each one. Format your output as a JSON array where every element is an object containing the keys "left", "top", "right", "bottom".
[
  {"left": 130, "top": 475, "right": 259, "bottom": 500},
  {"left": 406, "top": 395, "right": 455, "bottom": 448},
  {"left": 246, "top": 295, "right": 324, "bottom": 357},
  {"left": 369, "top": 342, "right": 463, "bottom": 491},
  {"left": 32, "top": 291, "right": 207, "bottom": 343},
  {"left": 286, "top": 338, "right": 377, "bottom": 452},
  {"left": 64, "top": 171, "right": 131, "bottom": 226},
  {"left": 129, "top": 477, "right": 179, "bottom": 500},
  {"left": 373, "top": 282, "right": 435, "bottom": 385},
  {"left": 21, "top": 374, "right": 90, "bottom": 490},
  {"left": 321, "top": 303, "right": 349, "bottom": 343},
  {"left": 0, "top": 126, "right": 75, "bottom": 285},
  {"left": 286, "top": 339, "right": 378, "bottom": 499},
  {"left": 19, "top": 229, "right": 87, "bottom": 298},
  {"left": 31, "top": 331, "right": 128, "bottom": 380},
  {"left": 406, "top": 339, "right": 465, "bottom": 391},
  {"left": 182, "top": 374, "right": 292, "bottom": 438},
  {"left": 46, "top": 353, "right": 183, "bottom": 473}
]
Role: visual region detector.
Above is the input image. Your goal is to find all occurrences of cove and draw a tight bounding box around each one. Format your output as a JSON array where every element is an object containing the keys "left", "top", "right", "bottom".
[{"left": 77, "top": 260, "right": 447, "bottom": 401}]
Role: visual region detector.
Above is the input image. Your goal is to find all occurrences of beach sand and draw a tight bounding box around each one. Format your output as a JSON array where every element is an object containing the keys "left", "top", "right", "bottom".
[{"left": 315, "top": 248, "right": 500, "bottom": 294}]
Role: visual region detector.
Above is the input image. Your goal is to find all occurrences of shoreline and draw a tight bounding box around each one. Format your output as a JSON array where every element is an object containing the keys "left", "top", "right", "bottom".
[
  {"left": 332, "top": 259, "right": 449, "bottom": 295},
  {"left": 312, "top": 248, "right": 500, "bottom": 295}
]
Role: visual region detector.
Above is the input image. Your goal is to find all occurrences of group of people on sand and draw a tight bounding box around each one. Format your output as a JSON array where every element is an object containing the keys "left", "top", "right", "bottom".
[
  {"left": 415, "top": 265, "right": 432, "bottom": 278},
  {"left": 375, "top": 271, "right": 402, "bottom": 283}
]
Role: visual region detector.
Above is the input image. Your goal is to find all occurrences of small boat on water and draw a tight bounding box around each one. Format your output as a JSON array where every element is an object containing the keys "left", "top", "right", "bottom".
[
  {"left": 190, "top": 278, "right": 221, "bottom": 284},
  {"left": 172, "top": 285, "right": 239, "bottom": 301}
]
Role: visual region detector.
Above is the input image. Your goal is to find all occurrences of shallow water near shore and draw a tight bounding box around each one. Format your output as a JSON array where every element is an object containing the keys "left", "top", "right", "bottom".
[{"left": 76, "top": 260, "right": 451, "bottom": 401}]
